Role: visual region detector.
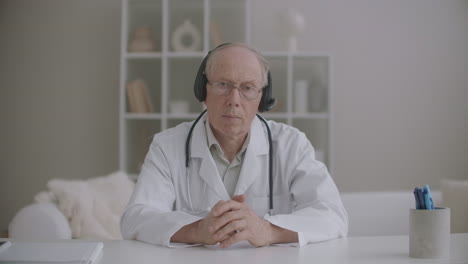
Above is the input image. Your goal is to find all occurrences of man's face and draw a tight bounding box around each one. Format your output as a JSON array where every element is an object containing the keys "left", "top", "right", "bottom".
[{"left": 205, "top": 46, "right": 263, "bottom": 139}]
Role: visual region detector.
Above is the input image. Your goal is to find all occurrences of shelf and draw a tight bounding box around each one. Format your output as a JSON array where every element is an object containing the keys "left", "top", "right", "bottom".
[
  {"left": 124, "top": 52, "right": 206, "bottom": 59},
  {"left": 124, "top": 112, "right": 329, "bottom": 120},
  {"left": 264, "top": 112, "right": 329, "bottom": 119},
  {"left": 125, "top": 113, "right": 163, "bottom": 119},
  {"left": 167, "top": 113, "right": 200, "bottom": 119},
  {"left": 125, "top": 52, "right": 162, "bottom": 59},
  {"left": 263, "top": 51, "right": 331, "bottom": 58},
  {"left": 120, "top": 0, "right": 333, "bottom": 173},
  {"left": 166, "top": 52, "right": 205, "bottom": 58},
  {"left": 128, "top": 0, "right": 162, "bottom": 7}
]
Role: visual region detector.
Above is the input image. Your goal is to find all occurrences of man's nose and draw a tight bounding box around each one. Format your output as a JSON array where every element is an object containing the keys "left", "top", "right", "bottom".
[{"left": 227, "top": 87, "right": 242, "bottom": 106}]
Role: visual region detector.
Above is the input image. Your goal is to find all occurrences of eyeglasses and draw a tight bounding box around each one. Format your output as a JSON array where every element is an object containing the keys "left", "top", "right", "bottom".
[{"left": 207, "top": 80, "right": 262, "bottom": 100}]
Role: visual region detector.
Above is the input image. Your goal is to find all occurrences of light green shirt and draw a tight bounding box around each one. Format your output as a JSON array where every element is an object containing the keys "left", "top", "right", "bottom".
[{"left": 205, "top": 120, "right": 250, "bottom": 198}]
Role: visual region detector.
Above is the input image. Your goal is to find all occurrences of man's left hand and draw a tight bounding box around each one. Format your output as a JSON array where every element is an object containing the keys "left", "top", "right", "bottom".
[{"left": 210, "top": 194, "right": 274, "bottom": 248}]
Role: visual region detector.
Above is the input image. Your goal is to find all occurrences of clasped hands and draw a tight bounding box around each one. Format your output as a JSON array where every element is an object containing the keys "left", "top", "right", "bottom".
[{"left": 196, "top": 194, "right": 273, "bottom": 248}]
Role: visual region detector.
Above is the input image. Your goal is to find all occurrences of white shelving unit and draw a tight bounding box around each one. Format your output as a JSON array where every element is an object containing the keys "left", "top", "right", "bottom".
[{"left": 119, "top": 0, "right": 333, "bottom": 176}]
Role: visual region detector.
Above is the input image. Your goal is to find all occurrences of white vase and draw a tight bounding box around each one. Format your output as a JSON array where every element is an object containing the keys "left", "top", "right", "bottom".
[
  {"left": 171, "top": 20, "right": 202, "bottom": 52},
  {"left": 279, "top": 8, "right": 306, "bottom": 52}
]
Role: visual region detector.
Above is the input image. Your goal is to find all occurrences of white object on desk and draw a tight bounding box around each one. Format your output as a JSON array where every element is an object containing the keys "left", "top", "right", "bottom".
[{"left": 0, "top": 241, "right": 103, "bottom": 264}]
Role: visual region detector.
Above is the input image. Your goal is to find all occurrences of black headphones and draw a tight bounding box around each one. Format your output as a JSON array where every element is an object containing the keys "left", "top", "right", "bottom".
[{"left": 193, "top": 43, "right": 276, "bottom": 112}]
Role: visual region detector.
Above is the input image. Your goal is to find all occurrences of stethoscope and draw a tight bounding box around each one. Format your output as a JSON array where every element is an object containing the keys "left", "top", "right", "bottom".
[{"left": 185, "top": 109, "right": 274, "bottom": 215}]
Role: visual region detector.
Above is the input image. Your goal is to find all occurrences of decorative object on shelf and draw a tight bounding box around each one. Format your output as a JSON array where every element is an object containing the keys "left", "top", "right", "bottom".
[
  {"left": 278, "top": 8, "right": 306, "bottom": 52},
  {"left": 294, "top": 80, "right": 309, "bottom": 113},
  {"left": 169, "top": 100, "right": 189, "bottom": 114},
  {"left": 128, "top": 26, "right": 156, "bottom": 52},
  {"left": 310, "top": 83, "right": 324, "bottom": 112},
  {"left": 126, "top": 78, "right": 154, "bottom": 113},
  {"left": 210, "top": 21, "right": 223, "bottom": 47},
  {"left": 171, "top": 19, "right": 202, "bottom": 52}
]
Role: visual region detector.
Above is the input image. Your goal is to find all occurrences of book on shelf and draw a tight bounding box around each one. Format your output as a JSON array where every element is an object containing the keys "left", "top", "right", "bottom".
[{"left": 126, "top": 78, "right": 154, "bottom": 113}]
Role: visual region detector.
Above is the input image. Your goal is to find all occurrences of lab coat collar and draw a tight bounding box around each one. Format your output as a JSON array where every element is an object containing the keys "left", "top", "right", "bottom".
[
  {"left": 234, "top": 116, "right": 269, "bottom": 195},
  {"left": 190, "top": 113, "right": 230, "bottom": 200},
  {"left": 190, "top": 112, "right": 269, "bottom": 199}
]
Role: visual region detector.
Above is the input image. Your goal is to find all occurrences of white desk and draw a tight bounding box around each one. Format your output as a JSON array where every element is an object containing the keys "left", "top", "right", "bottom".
[{"left": 97, "top": 234, "right": 468, "bottom": 264}]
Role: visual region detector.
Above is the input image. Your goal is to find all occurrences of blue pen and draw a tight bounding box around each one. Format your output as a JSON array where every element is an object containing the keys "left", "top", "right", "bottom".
[
  {"left": 423, "top": 185, "right": 434, "bottom": 210},
  {"left": 413, "top": 188, "right": 421, "bottom": 209},
  {"left": 416, "top": 188, "right": 425, "bottom": 210}
]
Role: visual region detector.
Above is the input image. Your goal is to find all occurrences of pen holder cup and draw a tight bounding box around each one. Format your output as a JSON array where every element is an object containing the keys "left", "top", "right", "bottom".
[{"left": 409, "top": 207, "right": 450, "bottom": 259}]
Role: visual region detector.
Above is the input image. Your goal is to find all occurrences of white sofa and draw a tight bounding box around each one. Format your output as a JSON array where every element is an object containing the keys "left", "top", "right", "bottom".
[{"left": 8, "top": 191, "right": 441, "bottom": 240}]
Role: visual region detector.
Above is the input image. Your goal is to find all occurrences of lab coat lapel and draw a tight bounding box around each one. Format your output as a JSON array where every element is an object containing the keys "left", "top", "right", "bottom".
[
  {"left": 190, "top": 114, "right": 230, "bottom": 200},
  {"left": 234, "top": 117, "right": 269, "bottom": 196}
]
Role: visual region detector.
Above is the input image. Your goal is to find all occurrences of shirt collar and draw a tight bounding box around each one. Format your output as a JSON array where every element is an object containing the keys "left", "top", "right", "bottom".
[{"left": 205, "top": 119, "right": 250, "bottom": 160}]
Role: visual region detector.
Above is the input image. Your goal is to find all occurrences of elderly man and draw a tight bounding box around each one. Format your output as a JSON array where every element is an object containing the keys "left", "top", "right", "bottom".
[{"left": 121, "top": 43, "right": 348, "bottom": 248}]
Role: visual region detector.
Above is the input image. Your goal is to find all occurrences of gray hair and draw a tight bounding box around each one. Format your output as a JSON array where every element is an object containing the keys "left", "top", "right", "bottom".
[{"left": 204, "top": 43, "right": 270, "bottom": 88}]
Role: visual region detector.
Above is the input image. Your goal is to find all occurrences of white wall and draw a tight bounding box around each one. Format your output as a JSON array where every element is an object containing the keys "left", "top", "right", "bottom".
[
  {"left": 0, "top": 0, "right": 121, "bottom": 234},
  {"left": 251, "top": 0, "right": 468, "bottom": 191},
  {"left": 1, "top": 0, "right": 467, "bottom": 234}
]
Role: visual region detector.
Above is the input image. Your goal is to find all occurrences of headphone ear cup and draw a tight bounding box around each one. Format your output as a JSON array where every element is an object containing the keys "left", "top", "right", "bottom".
[
  {"left": 194, "top": 43, "right": 232, "bottom": 102},
  {"left": 193, "top": 56, "right": 209, "bottom": 102},
  {"left": 258, "top": 71, "right": 275, "bottom": 112}
]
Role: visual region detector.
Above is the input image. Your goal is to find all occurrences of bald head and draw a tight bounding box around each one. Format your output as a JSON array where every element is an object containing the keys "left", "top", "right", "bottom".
[{"left": 204, "top": 43, "right": 270, "bottom": 88}]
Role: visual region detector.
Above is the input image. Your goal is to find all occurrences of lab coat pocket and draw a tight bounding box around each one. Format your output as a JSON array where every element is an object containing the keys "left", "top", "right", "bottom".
[{"left": 250, "top": 193, "right": 292, "bottom": 217}]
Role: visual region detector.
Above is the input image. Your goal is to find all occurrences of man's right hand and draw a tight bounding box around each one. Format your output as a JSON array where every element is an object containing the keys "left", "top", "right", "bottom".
[
  {"left": 171, "top": 195, "right": 247, "bottom": 245},
  {"left": 171, "top": 197, "right": 245, "bottom": 245},
  {"left": 195, "top": 200, "right": 236, "bottom": 245}
]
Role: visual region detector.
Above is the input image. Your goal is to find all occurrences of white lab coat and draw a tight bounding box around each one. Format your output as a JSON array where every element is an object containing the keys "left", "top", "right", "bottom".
[{"left": 121, "top": 113, "right": 348, "bottom": 247}]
